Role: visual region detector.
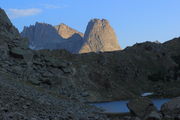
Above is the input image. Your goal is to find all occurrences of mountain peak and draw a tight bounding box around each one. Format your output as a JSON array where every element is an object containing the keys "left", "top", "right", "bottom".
[
  {"left": 55, "top": 23, "right": 83, "bottom": 39},
  {"left": 21, "top": 18, "right": 121, "bottom": 53},
  {"left": 21, "top": 22, "right": 84, "bottom": 53},
  {"left": 0, "top": 8, "right": 11, "bottom": 26},
  {"left": 90, "top": 18, "right": 109, "bottom": 24},
  {"left": 0, "top": 8, "right": 20, "bottom": 38},
  {"left": 79, "top": 18, "right": 121, "bottom": 53}
]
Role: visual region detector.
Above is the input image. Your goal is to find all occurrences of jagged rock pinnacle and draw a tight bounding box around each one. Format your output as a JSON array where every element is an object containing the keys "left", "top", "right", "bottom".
[
  {"left": 0, "top": 8, "right": 20, "bottom": 39},
  {"left": 79, "top": 18, "right": 121, "bottom": 53},
  {"left": 54, "top": 23, "right": 84, "bottom": 39}
]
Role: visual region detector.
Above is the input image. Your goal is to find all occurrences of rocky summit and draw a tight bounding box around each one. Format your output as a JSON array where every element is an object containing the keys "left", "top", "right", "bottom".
[
  {"left": 1, "top": 7, "right": 180, "bottom": 120},
  {"left": 54, "top": 23, "right": 84, "bottom": 39},
  {"left": 80, "top": 19, "right": 121, "bottom": 53},
  {"left": 21, "top": 19, "right": 121, "bottom": 53},
  {"left": 21, "top": 22, "right": 85, "bottom": 53}
]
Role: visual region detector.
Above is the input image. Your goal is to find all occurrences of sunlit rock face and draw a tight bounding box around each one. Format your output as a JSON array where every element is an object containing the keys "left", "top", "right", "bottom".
[
  {"left": 21, "top": 19, "right": 121, "bottom": 54},
  {"left": 54, "top": 23, "right": 84, "bottom": 39},
  {"left": 79, "top": 19, "right": 121, "bottom": 53}
]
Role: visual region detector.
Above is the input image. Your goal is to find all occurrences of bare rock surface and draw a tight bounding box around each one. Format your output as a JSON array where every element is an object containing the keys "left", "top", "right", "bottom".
[
  {"left": 55, "top": 23, "right": 84, "bottom": 39},
  {"left": 161, "top": 96, "right": 180, "bottom": 119},
  {"left": 21, "top": 19, "right": 121, "bottom": 54},
  {"left": 80, "top": 19, "right": 121, "bottom": 53},
  {"left": 127, "top": 97, "right": 158, "bottom": 119},
  {"left": 0, "top": 8, "right": 19, "bottom": 39},
  {"left": 144, "top": 111, "right": 162, "bottom": 120}
]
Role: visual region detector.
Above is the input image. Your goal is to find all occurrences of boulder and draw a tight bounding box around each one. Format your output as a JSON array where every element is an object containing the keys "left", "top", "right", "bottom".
[
  {"left": 144, "top": 111, "right": 162, "bottom": 120},
  {"left": 127, "top": 97, "right": 158, "bottom": 119},
  {"left": 29, "top": 79, "right": 41, "bottom": 85},
  {"left": 44, "top": 57, "right": 69, "bottom": 68},
  {"left": 161, "top": 97, "right": 180, "bottom": 118},
  {"left": 9, "top": 47, "right": 25, "bottom": 59}
]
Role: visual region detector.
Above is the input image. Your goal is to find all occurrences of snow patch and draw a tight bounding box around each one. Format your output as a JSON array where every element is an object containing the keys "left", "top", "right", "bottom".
[{"left": 141, "top": 92, "right": 154, "bottom": 97}]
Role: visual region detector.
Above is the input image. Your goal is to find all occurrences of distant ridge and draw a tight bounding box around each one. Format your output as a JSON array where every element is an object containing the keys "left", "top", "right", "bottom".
[
  {"left": 21, "top": 22, "right": 84, "bottom": 53},
  {"left": 21, "top": 19, "right": 121, "bottom": 53}
]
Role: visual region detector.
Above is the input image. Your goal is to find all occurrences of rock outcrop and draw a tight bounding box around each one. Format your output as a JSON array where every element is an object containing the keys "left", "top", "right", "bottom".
[
  {"left": 0, "top": 8, "right": 19, "bottom": 39},
  {"left": 80, "top": 19, "right": 121, "bottom": 53},
  {"left": 161, "top": 96, "right": 180, "bottom": 119},
  {"left": 127, "top": 97, "right": 158, "bottom": 119},
  {"left": 55, "top": 23, "right": 84, "bottom": 39},
  {"left": 0, "top": 8, "right": 29, "bottom": 60}
]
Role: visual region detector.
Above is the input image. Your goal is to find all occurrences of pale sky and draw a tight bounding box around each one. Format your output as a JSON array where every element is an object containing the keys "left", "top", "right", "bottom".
[{"left": 1, "top": 0, "right": 180, "bottom": 48}]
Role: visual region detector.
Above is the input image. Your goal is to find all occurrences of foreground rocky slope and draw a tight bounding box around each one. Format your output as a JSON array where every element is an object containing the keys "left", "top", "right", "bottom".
[
  {"left": 0, "top": 72, "right": 107, "bottom": 120},
  {"left": 21, "top": 19, "right": 121, "bottom": 53},
  {"left": 0, "top": 8, "right": 108, "bottom": 120}
]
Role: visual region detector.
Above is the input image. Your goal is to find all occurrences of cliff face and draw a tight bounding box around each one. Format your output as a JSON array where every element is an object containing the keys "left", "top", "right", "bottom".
[
  {"left": 55, "top": 23, "right": 84, "bottom": 39},
  {"left": 21, "top": 23, "right": 84, "bottom": 53},
  {"left": 80, "top": 19, "right": 121, "bottom": 53},
  {"left": 21, "top": 19, "right": 121, "bottom": 54},
  {"left": 0, "top": 8, "right": 19, "bottom": 39},
  {"left": 21, "top": 22, "right": 64, "bottom": 49},
  {"left": 0, "top": 8, "right": 29, "bottom": 61}
]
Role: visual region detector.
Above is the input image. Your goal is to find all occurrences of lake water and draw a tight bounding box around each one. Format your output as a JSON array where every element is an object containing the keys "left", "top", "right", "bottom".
[{"left": 91, "top": 98, "right": 170, "bottom": 113}]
